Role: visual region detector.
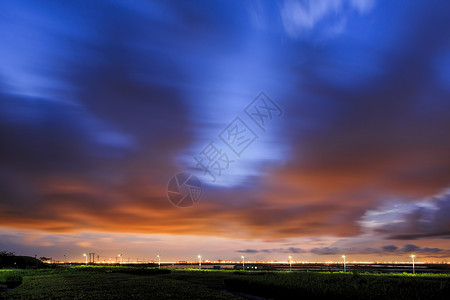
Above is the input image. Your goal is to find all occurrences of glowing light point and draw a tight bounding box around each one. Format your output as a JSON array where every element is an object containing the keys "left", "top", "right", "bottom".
[
  {"left": 342, "top": 255, "right": 346, "bottom": 273},
  {"left": 289, "top": 256, "right": 292, "bottom": 271}
]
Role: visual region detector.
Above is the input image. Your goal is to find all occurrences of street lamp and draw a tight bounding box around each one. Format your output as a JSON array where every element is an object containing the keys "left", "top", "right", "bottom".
[
  {"left": 411, "top": 254, "right": 415, "bottom": 275},
  {"left": 198, "top": 255, "right": 202, "bottom": 269},
  {"left": 64, "top": 255, "right": 66, "bottom": 265},
  {"left": 83, "top": 253, "right": 87, "bottom": 265},
  {"left": 342, "top": 255, "right": 346, "bottom": 273},
  {"left": 157, "top": 255, "right": 160, "bottom": 269},
  {"left": 289, "top": 256, "right": 292, "bottom": 271},
  {"left": 241, "top": 256, "right": 245, "bottom": 270},
  {"left": 118, "top": 254, "right": 123, "bottom": 265}
]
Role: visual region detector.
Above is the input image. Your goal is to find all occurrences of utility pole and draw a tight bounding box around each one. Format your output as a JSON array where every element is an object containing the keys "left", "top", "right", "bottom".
[{"left": 342, "top": 255, "right": 346, "bottom": 273}]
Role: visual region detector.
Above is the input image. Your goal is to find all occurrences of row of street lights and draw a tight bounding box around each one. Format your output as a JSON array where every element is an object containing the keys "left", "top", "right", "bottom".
[
  {"left": 80, "top": 254, "right": 287, "bottom": 269},
  {"left": 341, "top": 254, "right": 416, "bottom": 274},
  {"left": 81, "top": 253, "right": 145, "bottom": 265},
  {"left": 79, "top": 253, "right": 418, "bottom": 273}
]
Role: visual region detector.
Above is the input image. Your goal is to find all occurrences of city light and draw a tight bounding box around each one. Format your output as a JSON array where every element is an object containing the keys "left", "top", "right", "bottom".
[
  {"left": 289, "top": 256, "right": 292, "bottom": 271},
  {"left": 46, "top": 254, "right": 449, "bottom": 266},
  {"left": 342, "top": 255, "right": 346, "bottom": 273}
]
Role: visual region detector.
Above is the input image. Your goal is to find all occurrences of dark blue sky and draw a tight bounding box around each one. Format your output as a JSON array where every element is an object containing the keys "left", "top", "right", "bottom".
[{"left": 0, "top": 0, "right": 449, "bottom": 262}]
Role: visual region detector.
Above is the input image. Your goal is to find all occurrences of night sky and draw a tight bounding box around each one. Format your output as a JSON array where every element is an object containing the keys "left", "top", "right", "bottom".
[{"left": 1, "top": 0, "right": 449, "bottom": 262}]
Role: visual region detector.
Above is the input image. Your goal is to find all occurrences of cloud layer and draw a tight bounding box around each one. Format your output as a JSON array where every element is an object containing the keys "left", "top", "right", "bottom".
[{"left": 237, "top": 244, "right": 450, "bottom": 256}]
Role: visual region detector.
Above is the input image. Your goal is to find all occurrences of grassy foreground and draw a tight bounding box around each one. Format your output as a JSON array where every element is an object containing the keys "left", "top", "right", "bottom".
[
  {"left": 224, "top": 271, "right": 450, "bottom": 300},
  {"left": 0, "top": 268, "right": 241, "bottom": 299},
  {"left": 1, "top": 267, "right": 449, "bottom": 299}
]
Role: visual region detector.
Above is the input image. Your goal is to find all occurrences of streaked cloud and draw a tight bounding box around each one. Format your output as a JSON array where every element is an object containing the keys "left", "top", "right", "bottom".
[
  {"left": 280, "top": 0, "right": 375, "bottom": 38},
  {"left": 371, "top": 191, "right": 450, "bottom": 240},
  {"left": 237, "top": 244, "right": 450, "bottom": 256}
]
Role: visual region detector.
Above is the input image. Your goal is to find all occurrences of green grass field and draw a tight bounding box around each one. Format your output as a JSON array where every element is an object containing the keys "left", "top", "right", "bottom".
[
  {"left": 1, "top": 267, "right": 449, "bottom": 299},
  {"left": 0, "top": 268, "right": 241, "bottom": 300}
]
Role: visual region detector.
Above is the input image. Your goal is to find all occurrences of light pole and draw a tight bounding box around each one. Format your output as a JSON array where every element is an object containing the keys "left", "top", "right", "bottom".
[
  {"left": 64, "top": 255, "right": 66, "bottom": 265},
  {"left": 289, "top": 256, "right": 292, "bottom": 271},
  {"left": 83, "top": 253, "right": 87, "bottom": 265},
  {"left": 157, "top": 255, "right": 160, "bottom": 269},
  {"left": 198, "top": 255, "right": 202, "bottom": 269},
  {"left": 118, "top": 254, "right": 123, "bottom": 265},
  {"left": 241, "top": 256, "right": 245, "bottom": 270},
  {"left": 342, "top": 255, "right": 346, "bottom": 273},
  {"left": 411, "top": 254, "right": 415, "bottom": 275}
]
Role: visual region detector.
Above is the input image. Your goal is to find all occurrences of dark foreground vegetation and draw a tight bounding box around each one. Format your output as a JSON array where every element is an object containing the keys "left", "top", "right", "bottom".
[
  {"left": 225, "top": 271, "right": 450, "bottom": 300},
  {"left": 1, "top": 266, "right": 449, "bottom": 299},
  {"left": 0, "top": 252, "right": 45, "bottom": 269}
]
